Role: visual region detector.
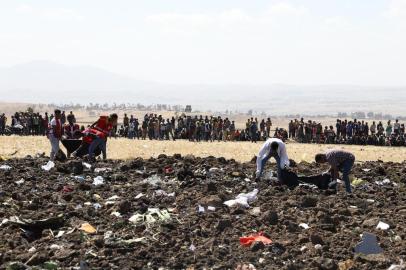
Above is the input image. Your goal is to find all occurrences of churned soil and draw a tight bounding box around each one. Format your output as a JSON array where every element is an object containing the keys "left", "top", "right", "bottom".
[{"left": 0, "top": 155, "right": 405, "bottom": 269}]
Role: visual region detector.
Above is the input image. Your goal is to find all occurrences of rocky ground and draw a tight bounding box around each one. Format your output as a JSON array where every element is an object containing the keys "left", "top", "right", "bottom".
[{"left": 0, "top": 155, "right": 405, "bottom": 269}]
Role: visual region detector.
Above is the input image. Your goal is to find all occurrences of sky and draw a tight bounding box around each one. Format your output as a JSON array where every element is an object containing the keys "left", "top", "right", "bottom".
[{"left": 0, "top": 0, "right": 405, "bottom": 86}]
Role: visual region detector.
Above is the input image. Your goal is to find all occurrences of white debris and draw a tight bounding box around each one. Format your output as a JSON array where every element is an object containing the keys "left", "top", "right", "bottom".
[
  {"left": 367, "top": 199, "right": 375, "bottom": 203},
  {"left": 250, "top": 207, "right": 261, "bottom": 216},
  {"left": 259, "top": 258, "right": 265, "bottom": 264},
  {"left": 50, "top": 244, "right": 62, "bottom": 250},
  {"left": 207, "top": 206, "right": 216, "bottom": 211},
  {"left": 0, "top": 165, "right": 12, "bottom": 170},
  {"left": 375, "top": 179, "right": 393, "bottom": 186},
  {"left": 0, "top": 218, "right": 9, "bottom": 226},
  {"left": 362, "top": 168, "right": 371, "bottom": 172},
  {"left": 92, "top": 176, "right": 104, "bottom": 186},
  {"left": 28, "top": 247, "right": 37, "bottom": 253},
  {"left": 314, "top": 244, "right": 322, "bottom": 250},
  {"left": 105, "top": 201, "right": 116, "bottom": 206},
  {"left": 189, "top": 244, "right": 196, "bottom": 252},
  {"left": 388, "top": 260, "right": 405, "bottom": 270},
  {"left": 104, "top": 231, "right": 113, "bottom": 240},
  {"left": 128, "top": 214, "right": 142, "bottom": 224},
  {"left": 73, "top": 176, "right": 85, "bottom": 182},
  {"left": 111, "top": 211, "right": 122, "bottom": 217},
  {"left": 107, "top": 195, "right": 120, "bottom": 201},
  {"left": 376, "top": 221, "right": 390, "bottom": 230},
  {"left": 41, "top": 161, "right": 55, "bottom": 171},
  {"left": 299, "top": 223, "right": 310, "bottom": 230},
  {"left": 155, "top": 190, "right": 175, "bottom": 197},
  {"left": 209, "top": 167, "right": 221, "bottom": 173},
  {"left": 224, "top": 189, "right": 258, "bottom": 208},
  {"left": 143, "top": 175, "right": 162, "bottom": 186},
  {"left": 122, "top": 238, "right": 146, "bottom": 244},
  {"left": 198, "top": 205, "right": 205, "bottom": 213},
  {"left": 265, "top": 170, "right": 275, "bottom": 180},
  {"left": 15, "top": 179, "right": 25, "bottom": 185},
  {"left": 94, "top": 167, "right": 111, "bottom": 173},
  {"left": 56, "top": 231, "right": 65, "bottom": 238},
  {"left": 82, "top": 162, "right": 92, "bottom": 169},
  {"left": 135, "top": 193, "right": 144, "bottom": 199},
  {"left": 93, "top": 203, "right": 102, "bottom": 210},
  {"left": 129, "top": 208, "right": 171, "bottom": 225},
  {"left": 300, "top": 246, "right": 308, "bottom": 252}
]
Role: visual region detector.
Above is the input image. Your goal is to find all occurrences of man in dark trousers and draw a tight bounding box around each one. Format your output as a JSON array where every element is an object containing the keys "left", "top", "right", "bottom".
[{"left": 315, "top": 149, "right": 355, "bottom": 193}]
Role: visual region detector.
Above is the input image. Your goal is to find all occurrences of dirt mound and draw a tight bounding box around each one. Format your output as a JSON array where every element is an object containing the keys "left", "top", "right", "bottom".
[{"left": 0, "top": 156, "right": 405, "bottom": 269}]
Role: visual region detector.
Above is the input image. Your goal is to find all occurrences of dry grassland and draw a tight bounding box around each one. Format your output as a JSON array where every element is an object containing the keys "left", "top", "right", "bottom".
[{"left": 0, "top": 136, "right": 405, "bottom": 163}]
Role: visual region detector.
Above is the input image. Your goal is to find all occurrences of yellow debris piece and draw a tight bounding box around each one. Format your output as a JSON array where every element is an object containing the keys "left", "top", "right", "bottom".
[
  {"left": 79, "top": 222, "right": 97, "bottom": 234},
  {"left": 351, "top": 178, "right": 367, "bottom": 186},
  {"left": 338, "top": 259, "right": 354, "bottom": 270}
]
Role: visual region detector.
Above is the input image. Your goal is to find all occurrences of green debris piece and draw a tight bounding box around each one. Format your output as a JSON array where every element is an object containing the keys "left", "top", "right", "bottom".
[
  {"left": 7, "top": 262, "right": 27, "bottom": 270},
  {"left": 43, "top": 261, "right": 58, "bottom": 270}
]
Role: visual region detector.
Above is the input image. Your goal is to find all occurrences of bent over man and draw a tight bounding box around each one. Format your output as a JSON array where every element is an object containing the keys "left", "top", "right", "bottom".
[
  {"left": 256, "top": 138, "right": 290, "bottom": 181},
  {"left": 315, "top": 149, "right": 355, "bottom": 193},
  {"left": 86, "top": 114, "right": 118, "bottom": 161}
]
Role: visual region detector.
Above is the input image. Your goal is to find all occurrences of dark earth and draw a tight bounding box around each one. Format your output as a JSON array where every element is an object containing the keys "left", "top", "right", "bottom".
[{"left": 0, "top": 154, "right": 405, "bottom": 269}]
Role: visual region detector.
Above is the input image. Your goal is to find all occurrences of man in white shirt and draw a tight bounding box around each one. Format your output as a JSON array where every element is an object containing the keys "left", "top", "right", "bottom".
[
  {"left": 48, "top": 109, "right": 62, "bottom": 161},
  {"left": 255, "top": 138, "right": 290, "bottom": 181}
]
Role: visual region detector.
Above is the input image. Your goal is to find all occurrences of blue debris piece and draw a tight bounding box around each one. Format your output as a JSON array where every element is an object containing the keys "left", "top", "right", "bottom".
[{"left": 354, "top": 232, "right": 383, "bottom": 255}]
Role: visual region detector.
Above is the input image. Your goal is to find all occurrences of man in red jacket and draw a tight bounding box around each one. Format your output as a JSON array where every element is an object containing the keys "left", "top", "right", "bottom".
[
  {"left": 87, "top": 113, "right": 118, "bottom": 161},
  {"left": 70, "top": 127, "right": 99, "bottom": 158}
]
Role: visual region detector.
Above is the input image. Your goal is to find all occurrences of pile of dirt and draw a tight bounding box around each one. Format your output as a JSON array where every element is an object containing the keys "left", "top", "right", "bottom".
[{"left": 0, "top": 155, "right": 405, "bottom": 269}]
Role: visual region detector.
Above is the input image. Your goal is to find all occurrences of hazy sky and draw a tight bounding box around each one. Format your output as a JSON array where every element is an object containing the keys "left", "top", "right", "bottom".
[{"left": 0, "top": 0, "right": 405, "bottom": 86}]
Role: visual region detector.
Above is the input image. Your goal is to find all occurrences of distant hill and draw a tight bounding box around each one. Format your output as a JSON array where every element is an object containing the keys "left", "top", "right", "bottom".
[
  {"left": 0, "top": 61, "right": 405, "bottom": 115},
  {"left": 0, "top": 61, "right": 161, "bottom": 104}
]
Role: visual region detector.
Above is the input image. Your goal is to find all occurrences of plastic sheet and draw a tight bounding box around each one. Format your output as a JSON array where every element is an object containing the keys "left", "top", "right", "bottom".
[
  {"left": 224, "top": 189, "right": 258, "bottom": 208},
  {"left": 41, "top": 161, "right": 55, "bottom": 171},
  {"left": 354, "top": 232, "right": 383, "bottom": 255},
  {"left": 240, "top": 232, "right": 272, "bottom": 247},
  {"left": 93, "top": 176, "right": 104, "bottom": 186}
]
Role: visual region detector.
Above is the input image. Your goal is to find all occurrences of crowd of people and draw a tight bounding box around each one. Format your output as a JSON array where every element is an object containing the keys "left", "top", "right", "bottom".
[
  {"left": 0, "top": 110, "right": 76, "bottom": 136},
  {"left": 2, "top": 109, "right": 406, "bottom": 147},
  {"left": 288, "top": 118, "right": 406, "bottom": 146},
  {"left": 116, "top": 113, "right": 280, "bottom": 142}
]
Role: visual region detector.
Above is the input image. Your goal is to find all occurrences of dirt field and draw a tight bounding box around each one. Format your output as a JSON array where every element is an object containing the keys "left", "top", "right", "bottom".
[
  {"left": 0, "top": 136, "right": 405, "bottom": 163},
  {"left": 0, "top": 155, "right": 405, "bottom": 269}
]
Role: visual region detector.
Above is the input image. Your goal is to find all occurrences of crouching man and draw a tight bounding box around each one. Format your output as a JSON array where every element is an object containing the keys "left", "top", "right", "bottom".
[
  {"left": 88, "top": 113, "right": 118, "bottom": 161},
  {"left": 315, "top": 149, "right": 355, "bottom": 193},
  {"left": 255, "top": 138, "right": 290, "bottom": 182}
]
